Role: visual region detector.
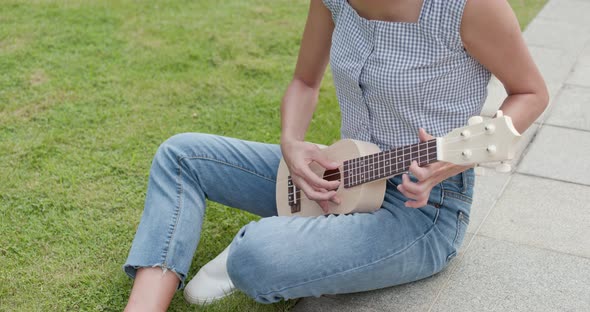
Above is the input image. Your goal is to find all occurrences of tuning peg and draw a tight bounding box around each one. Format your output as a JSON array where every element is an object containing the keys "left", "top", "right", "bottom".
[
  {"left": 486, "top": 145, "right": 497, "bottom": 154},
  {"left": 495, "top": 161, "right": 512, "bottom": 173},
  {"left": 461, "top": 149, "right": 472, "bottom": 160},
  {"left": 495, "top": 110, "right": 504, "bottom": 118},
  {"left": 468, "top": 116, "right": 484, "bottom": 126},
  {"left": 474, "top": 165, "right": 486, "bottom": 176}
]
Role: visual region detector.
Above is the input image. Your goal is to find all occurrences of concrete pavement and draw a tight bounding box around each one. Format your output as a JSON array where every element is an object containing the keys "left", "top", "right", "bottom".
[{"left": 294, "top": 0, "right": 590, "bottom": 310}]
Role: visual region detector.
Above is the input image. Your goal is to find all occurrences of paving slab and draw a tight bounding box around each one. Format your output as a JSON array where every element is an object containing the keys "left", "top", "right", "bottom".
[
  {"left": 528, "top": 46, "right": 578, "bottom": 86},
  {"left": 538, "top": 0, "right": 590, "bottom": 27},
  {"left": 478, "top": 174, "right": 590, "bottom": 258},
  {"left": 566, "top": 42, "right": 590, "bottom": 87},
  {"left": 523, "top": 17, "right": 589, "bottom": 51},
  {"left": 546, "top": 84, "right": 590, "bottom": 131},
  {"left": 517, "top": 125, "right": 590, "bottom": 185},
  {"left": 468, "top": 170, "right": 511, "bottom": 234},
  {"left": 293, "top": 296, "right": 380, "bottom": 312},
  {"left": 431, "top": 235, "right": 590, "bottom": 312}
]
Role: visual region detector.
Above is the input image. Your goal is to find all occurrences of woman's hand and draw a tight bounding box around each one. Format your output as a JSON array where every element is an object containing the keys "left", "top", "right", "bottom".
[
  {"left": 281, "top": 139, "right": 341, "bottom": 213},
  {"left": 396, "top": 129, "right": 472, "bottom": 208}
]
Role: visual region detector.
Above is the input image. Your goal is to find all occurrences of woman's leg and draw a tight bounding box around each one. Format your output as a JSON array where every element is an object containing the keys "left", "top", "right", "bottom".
[
  {"left": 226, "top": 172, "right": 474, "bottom": 303},
  {"left": 123, "top": 133, "right": 282, "bottom": 310},
  {"left": 124, "top": 268, "right": 178, "bottom": 312}
]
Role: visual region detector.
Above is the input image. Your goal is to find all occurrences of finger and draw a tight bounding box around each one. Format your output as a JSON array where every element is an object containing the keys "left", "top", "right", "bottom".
[
  {"left": 405, "top": 199, "right": 428, "bottom": 209},
  {"left": 397, "top": 184, "right": 426, "bottom": 208},
  {"left": 418, "top": 128, "right": 435, "bottom": 142},
  {"left": 320, "top": 188, "right": 341, "bottom": 205},
  {"left": 401, "top": 172, "right": 426, "bottom": 194},
  {"left": 330, "top": 194, "right": 341, "bottom": 205},
  {"left": 312, "top": 153, "right": 341, "bottom": 170},
  {"left": 295, "top": 178, "right": 337, "bottom": 201},
  {"left": 409, "top": 160, "right": 430, "bottom": 181},
  {"left": 318, "top": 192, "right": 341, "bottom": 213},
  {"left": 398, "top": 178, "right": 426, "bottom": 202},
  {"left": 318, "top": 200, "right": 330, "bottom": 214},
  {"left": 298, "top": 165, "right": 340, "bottom": 190},
  {"left": 396, "top": 183, "right": 416, "bottom": 201},
  {"left": 398, "top": 175, "right": 428, "bottom": 205},
  {"left": 397, "top": 184, "right": 428, "bottom": 208}
]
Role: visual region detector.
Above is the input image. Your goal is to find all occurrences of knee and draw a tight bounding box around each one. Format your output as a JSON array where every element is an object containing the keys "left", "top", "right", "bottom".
[
  {"left": 155, "top": 133, "right": 213, "bottom": 162},
  {"left": 158, "top": 133, "right": 196, "bottom": 156},
  {"left": 226, "top": 222, "right": 284, "bottom": 303}
]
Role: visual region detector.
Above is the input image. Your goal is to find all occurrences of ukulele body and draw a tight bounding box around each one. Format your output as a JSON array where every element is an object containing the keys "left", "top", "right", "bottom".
[{"left": 276, "top": 139, "right": 387, "bottom": 217}]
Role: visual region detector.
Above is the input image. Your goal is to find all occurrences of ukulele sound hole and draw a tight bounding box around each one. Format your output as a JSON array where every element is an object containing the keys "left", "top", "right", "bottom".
[{"left": 323, "top": 168, "right": 340, "bottom": 190}]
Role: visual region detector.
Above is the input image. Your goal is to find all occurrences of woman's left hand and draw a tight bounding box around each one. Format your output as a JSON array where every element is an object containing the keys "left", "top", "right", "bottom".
[{"left": 397, "top": 128, "right": 472, "bottom": 208}]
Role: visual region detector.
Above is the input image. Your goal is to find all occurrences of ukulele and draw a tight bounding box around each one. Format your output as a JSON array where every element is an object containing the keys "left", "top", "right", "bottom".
[{"left": 276, "top": 111, "right": 521, "bottom": 217}]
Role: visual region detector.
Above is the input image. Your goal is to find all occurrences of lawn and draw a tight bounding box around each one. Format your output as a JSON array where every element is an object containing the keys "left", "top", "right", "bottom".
[{"left": 0, "top": 0, "right": 547, "bottom": 311}]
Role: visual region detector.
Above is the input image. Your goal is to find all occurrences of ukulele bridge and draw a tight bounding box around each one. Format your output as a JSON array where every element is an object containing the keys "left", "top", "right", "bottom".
[{"left": 287, "top": 176, "right": 301, "bottom": 213}]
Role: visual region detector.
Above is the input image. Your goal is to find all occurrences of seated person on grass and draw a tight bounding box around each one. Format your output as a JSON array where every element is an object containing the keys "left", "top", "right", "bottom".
[{"left": 123, "top": 0, "right": 548, "bottom": 310}]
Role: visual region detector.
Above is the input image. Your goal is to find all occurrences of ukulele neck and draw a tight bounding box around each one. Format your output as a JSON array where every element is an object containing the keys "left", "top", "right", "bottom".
[{"left": 342, "top": 139, "right": 438, "bottom": 188}]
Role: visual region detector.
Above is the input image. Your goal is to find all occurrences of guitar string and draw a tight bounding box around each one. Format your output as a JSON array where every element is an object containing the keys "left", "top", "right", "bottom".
[
  {"left": 289, "top": 142, "right": 491, "bottom": 188},
  {"left": 281, "top": 126, "right": 493, "bottom": 185},
  {"left": 284, "top": 126, "right": 508, "bottom": 202},
  {"left": 282, "top": 147, "right": 438, "bottom": 190},
  {"left": 285, "top": 142, "right": 500, "bottom": 198},
  {"left": 291, "top": 145, "right": 437, "bottom": 183},
  {"left": 285, "top": 127, "right": 498, "bottom": 198},
  {"left": 286, "top": 147, "right": 438, "bottom": 198}
]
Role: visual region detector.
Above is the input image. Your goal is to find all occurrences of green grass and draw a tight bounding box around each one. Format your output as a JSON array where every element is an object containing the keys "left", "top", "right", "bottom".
[{"left": 0, "top": 0, "right": 546, "bottom": 311}]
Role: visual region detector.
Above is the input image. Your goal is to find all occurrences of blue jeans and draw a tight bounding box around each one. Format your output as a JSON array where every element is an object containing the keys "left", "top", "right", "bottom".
[{"left": 123, "top": 133, "right": 473, "bottom": 303}]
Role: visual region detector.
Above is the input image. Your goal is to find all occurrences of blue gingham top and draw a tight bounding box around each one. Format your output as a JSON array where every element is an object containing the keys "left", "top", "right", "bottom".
[{"left": 322, "top": 0, "right": 491, "bottom": 150}]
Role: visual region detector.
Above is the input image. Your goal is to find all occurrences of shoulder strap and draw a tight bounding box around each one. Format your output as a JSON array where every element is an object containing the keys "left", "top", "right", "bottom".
[
  {"left": 423, "top": 0, "right": 468, "bottom": 51},
  {"left": 322, "top": 0, "right": 345, "bottom": 23}
]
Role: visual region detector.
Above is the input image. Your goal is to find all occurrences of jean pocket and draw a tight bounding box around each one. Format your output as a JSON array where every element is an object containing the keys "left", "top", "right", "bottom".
[{"left": 443, "top": 189, "right": 473, "bottom": 205}]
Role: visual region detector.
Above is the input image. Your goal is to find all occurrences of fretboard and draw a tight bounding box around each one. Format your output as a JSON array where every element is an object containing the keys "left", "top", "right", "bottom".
[{"left": 343, "top": 139, "right": 438, "bottom": 188}]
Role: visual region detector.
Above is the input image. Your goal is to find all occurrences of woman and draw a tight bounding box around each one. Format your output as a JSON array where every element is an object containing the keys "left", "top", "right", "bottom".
[{"left": 123, "top": 0, "right": 548, "bottom": 310}]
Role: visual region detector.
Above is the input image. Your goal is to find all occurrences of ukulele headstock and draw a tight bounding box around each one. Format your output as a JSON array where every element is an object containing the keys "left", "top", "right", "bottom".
[{"left": 437, "top": 111, "right": 521, "bottom": 166}]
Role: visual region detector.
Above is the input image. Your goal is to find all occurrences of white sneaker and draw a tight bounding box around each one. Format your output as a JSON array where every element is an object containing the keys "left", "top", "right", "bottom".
[{"left": 183, "top": 245, "right": 236, "bottom": 305}]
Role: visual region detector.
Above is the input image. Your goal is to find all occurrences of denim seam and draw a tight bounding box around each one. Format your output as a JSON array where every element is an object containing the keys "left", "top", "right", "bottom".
[
  {"left": 443, "top": 190, "right": 472, "bottom": 204},
  {"left": 181, "top": 155, "right": 277, "bottom": 183},
  {"left": 432, "top": 202, "right": 440, "bottom": 224},
  {"left": 160, "top": 153, "right": 276, "bottom": 272},
  {"left": 440, "top": 181, "right": 446, "bottom": 207},
  {"left": 161, "top": 155, "right": 186, "bottom": 268},
  {"left": 452, "top": 211, "right": 463, "bottom": 247},
  {"left": 254, "top": 224, "right": 438, "bottom": 299}
]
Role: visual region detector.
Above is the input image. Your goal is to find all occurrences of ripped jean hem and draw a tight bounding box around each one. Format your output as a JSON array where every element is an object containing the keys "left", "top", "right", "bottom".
[{"left": 123, "top": 263, "right": 186, "bottom": 290}]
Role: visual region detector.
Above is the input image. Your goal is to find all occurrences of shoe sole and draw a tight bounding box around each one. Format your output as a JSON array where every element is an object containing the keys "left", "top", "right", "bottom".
[{"left": 183, "top": 288, "right": 237, "bottom": 306}]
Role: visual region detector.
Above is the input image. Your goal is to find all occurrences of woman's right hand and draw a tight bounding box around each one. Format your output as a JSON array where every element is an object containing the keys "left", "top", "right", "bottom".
[{"left": 280, "top": 139, "right": 341, "bottom": 213}]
